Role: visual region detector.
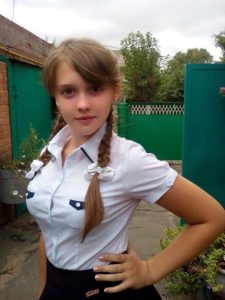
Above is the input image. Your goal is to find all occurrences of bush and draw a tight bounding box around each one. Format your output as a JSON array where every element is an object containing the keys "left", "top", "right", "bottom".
[{"left": 160, "top": 225, "right": 225, "bottom": 295}]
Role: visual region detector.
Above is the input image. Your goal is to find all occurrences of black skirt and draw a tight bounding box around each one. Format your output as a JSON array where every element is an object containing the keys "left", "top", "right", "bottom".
[{"left": 39, "top": 259, "right": 162, "bottom": 300}]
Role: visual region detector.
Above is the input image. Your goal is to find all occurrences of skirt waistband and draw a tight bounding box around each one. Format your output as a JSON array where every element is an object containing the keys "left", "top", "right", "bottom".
[{"left": 39, "top": 257, "right": 162, "bottom": 300}]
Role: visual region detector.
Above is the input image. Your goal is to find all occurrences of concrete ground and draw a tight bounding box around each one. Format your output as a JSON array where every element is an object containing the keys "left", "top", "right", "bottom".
[{"left": 0, "top": 161, "right": 197, "bottom": 300}]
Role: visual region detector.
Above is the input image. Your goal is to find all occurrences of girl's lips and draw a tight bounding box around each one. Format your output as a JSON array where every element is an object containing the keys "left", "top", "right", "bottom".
[
  {"left": 75, "top": 116, "right": 95, "bottom": 120},
  {"left": 75, "top": 116, "right": 95, "bottom": 125}
]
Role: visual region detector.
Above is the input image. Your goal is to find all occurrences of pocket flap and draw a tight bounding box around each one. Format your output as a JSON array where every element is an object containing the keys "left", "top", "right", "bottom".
[
  {"left": 26, "top": 190, "right": 35, "bottom": 199},
  {"left": 69, "top": 199, "right": 85, "bottom": 210}
]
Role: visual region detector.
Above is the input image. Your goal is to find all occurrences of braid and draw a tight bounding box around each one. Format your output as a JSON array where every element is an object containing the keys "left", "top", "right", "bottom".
[
  {"left": 98, "top": 111, "right": 113, "bottom": 168},
  {"left": 82, "top": 110, "right": 113, "bottom": 241},
  {"left": 39, "top": 113, "right": 66, "bottom": 165}
]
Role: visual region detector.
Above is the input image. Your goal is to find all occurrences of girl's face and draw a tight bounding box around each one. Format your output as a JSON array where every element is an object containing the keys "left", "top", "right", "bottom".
[{"left": 54, "top": 62, "right": 119, "bottom": 147}]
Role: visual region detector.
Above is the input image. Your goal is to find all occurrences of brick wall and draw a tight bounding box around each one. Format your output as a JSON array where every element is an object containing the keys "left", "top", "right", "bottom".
[
  {"left": 0, "top": 61, "right": 11, "bottom": 165},
  {"left": 0, "top": 61, "right": 15, "bottom": 225}
]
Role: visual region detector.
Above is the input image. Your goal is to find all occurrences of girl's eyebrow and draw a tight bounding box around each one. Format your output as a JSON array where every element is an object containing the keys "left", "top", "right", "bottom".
[
  {"left": 56, "top": 84, "right": 76, "bottom": 90},
  {"left": 57, "top": 84, "right": 75, "bottom": 88},
  {"left": 57, "top": 83, "right": 101, "bottom": 89}
]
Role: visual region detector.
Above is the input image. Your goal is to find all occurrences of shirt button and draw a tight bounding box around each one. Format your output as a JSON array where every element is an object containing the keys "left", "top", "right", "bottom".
[{"left": 75, "top": 202, "right": 81, "bottom": 208}]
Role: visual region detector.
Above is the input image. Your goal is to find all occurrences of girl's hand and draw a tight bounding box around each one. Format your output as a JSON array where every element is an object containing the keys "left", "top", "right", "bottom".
[{"left": 93, "top": 247, "right": 153, "bottom": 293}]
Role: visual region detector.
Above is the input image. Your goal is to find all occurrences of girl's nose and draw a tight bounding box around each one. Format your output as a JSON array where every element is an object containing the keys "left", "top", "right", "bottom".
[{"left": 77, "top": 93, "right": 90, "bottom": 111}]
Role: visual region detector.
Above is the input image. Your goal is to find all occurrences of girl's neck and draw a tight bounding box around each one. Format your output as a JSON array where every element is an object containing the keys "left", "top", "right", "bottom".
[{"left": 61, "top": 138, "right": 75, "bottom": 167}]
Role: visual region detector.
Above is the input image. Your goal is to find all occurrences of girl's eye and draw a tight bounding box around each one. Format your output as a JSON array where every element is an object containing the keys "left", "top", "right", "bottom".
[
  {"left": 89, "top": 86, "right": 103, "bottom": 95},
  {"left": 62, "top": 88, "right": 75, "bottom": 98}
]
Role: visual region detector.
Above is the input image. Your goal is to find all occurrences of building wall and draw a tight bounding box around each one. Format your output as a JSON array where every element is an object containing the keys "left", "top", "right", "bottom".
[
  {"left": 0, "top": 60, "right": 15, "bottom": 225},
  {"left": 0, "top": 15, "right": 52, "bottom": 224},
  {"left": 0, "top": 14, "right": 51, "bottom": 65},
  {"left": 0, "top": 61, "right": 11, "bottom": 165}
]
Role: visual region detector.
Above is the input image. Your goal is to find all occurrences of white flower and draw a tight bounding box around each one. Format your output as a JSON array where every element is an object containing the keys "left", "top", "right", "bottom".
[
  {"left": 12, "top": 190, "right": 19, "bottom": 196},
  {"left": 84, "top": 162, "right": 114, "bottom": 181},
  {"left": 26, "top": 159, "right": 44, "bottom": 179}
]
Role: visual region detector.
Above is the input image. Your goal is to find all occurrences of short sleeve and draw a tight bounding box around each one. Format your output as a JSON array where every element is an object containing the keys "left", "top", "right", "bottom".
[{"left": 125, "top": 142, "right": 177, "bottom": 204}]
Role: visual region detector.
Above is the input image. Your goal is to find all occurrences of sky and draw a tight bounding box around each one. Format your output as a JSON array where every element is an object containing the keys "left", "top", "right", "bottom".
[{"left": 1, "top": 0, "right": 224, "bottom": 60}]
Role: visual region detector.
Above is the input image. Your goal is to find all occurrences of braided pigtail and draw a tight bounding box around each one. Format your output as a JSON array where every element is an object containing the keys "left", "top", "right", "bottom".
[
  {"left": 39, "top": 113, "right": 66, "bottom": 165},
  {"left": 82, "top": 110, "right": 113, "bottom": 241}
]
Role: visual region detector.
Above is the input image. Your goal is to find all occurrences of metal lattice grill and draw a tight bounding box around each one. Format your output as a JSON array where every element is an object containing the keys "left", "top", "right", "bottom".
[{"left": 129, "top": 104, "right": 184, "bottom": 115}]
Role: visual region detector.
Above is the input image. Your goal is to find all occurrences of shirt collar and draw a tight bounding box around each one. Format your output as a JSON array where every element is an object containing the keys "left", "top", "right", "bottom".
[{"left": 47, "top": 123, "right": 107, "bottom": 163}]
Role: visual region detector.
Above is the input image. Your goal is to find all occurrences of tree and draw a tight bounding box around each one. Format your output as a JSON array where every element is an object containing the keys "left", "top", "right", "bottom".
[
  {"left": 214, "top": 30, "right": 225, "bottom": 62},
  {"left": 185, "top": 48, "right": 213, "bottom": 63},
  {"left": 120, "top": 31, "right": 162, "bottom": 102},
  {"left": 160, "top": 48, "right": 213, "bottom": 102}
]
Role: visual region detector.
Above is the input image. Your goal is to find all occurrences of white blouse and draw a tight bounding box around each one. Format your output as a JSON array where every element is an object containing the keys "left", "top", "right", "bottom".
[{"left": 26, "top": 123, "right": 177, "bottom": 270}]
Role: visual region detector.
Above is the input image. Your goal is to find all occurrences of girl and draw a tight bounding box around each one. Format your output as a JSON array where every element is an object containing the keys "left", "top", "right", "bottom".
[{"left": 26, "top": 38, "right": 225, "bottom": 300}]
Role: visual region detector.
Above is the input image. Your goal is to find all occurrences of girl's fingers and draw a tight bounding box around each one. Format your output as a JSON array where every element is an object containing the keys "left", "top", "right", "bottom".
[
  {"left": 94, "top": 263, "right": 124, "bottom": 274},
  {"left": 98, "top": 253, "right": 127, "bottom": 263},
  {"left": 95, "top": 272, "right": 124, "bottom": 282},
  {"left": 93, "top": 252, "right": 152, "bottom": 293}
]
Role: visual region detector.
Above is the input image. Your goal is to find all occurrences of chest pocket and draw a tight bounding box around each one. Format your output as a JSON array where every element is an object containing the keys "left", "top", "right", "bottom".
[{"left": 66, "top": 199, "right": 85, "bottom": 228}]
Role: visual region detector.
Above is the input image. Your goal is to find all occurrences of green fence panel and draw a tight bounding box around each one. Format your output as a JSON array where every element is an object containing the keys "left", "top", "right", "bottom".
[
  {"left": 183, "top": 64, "right": 225, "bottom": 208},
  {"left": 117, "top": 102, "right": 183, "bottom": 160}
]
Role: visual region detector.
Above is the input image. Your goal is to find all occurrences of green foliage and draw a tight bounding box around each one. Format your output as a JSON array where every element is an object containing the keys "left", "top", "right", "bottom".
[
  {"left": 159, "top": 48, "right": 213, "bottom": 102},
  {"left": 159, "top": 52, "right": 186, "bottom": 102},
  {"left": 0, "top": 126, "right": 45, "bottom": 200},
  {"left": 160, "top": 226, "right": 225, "bottom": 295},
  {"left": 214, "top": 29, "right": 225, "bottom": 62},
  {"left": 1, "top": 125, "right": 45, "bottom": 173},
  {"left": 120, "top": 31, "right": 162, "bottom": 102},
  {"left": 185, "top": 48, "right": 213, "bottom": 63}
]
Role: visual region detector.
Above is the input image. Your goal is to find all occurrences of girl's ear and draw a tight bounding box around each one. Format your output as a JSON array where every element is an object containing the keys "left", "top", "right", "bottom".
[{"left": 113, "top": 81, "right": 121, "bottom": 102}]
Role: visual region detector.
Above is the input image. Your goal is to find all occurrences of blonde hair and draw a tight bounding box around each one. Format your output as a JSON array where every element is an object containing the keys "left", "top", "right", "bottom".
[{"left": 40, "top": 38, "right": 120, "bottom": 240}]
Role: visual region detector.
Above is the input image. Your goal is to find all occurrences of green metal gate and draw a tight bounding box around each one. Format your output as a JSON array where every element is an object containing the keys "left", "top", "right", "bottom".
[
  {"left": 183, "top": 64, "right": 225, "bottom": 207},
  {"left": 7, "top": 59, "right": 52, "bottom": 158},
  {"left": 3, "top": 57, "right": 52, "bottom": 215}
]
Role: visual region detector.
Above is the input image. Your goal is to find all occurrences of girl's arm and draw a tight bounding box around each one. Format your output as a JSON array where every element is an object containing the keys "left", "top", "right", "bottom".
[
  {"left": 94, "top": 174, "right": 225, "bottom": 293},
  {"left": 38, "top": 233, "right": 47, "bottom": 298},
  {"left": 144, "top": 174, "right": 225, "bottom": 284}
]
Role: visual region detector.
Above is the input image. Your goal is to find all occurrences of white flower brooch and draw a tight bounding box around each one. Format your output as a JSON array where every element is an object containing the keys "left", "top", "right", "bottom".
[
  {"left": 84, "top": 162, "right": 114, "bottom": 181},
  {"left": 26, "top": 159, "right": 44, "bottom": 179}
]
